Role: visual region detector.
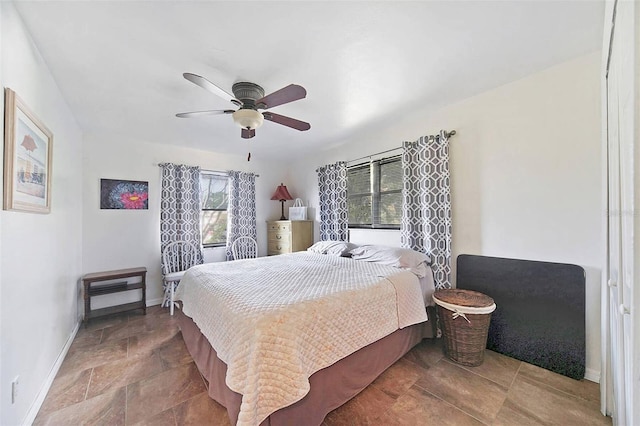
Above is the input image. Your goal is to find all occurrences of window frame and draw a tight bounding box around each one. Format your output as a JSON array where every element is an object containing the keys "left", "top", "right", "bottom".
[
  {"left": 347, "top": 155, "right": 402, "bottom": 230},
  {"left": 200, "top": 172, "right": 229, "bottom": 248}
]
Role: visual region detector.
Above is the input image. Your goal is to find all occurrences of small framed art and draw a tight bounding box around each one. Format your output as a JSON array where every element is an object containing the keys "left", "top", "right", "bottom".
[
  {"left": 3, "top": 88, "right": 54, "bottom": 213},
  {"left": 100, "top": 179, "right": 149, "bottom": 209}
]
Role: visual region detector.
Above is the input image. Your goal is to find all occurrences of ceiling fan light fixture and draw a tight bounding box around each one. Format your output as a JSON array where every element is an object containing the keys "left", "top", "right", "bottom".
[{"left": 232, "top": 109, "right": 264, "bottom": 130}]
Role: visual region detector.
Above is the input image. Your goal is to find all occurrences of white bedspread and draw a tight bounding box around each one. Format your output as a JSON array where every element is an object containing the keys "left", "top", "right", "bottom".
[{"left": 176, "top": 252, "right": 428, "bottom": 426}]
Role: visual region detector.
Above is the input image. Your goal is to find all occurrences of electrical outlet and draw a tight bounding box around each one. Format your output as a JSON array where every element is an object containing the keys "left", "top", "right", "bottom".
[{"left": 11, "top": 376, "right": 19, "bottom": 404}]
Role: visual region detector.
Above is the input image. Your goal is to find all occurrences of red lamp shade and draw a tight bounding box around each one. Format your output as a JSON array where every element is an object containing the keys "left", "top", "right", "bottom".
[
  {"left": 270, "top": 183, "right": 293, "bottom": 202},
  {"left": 271, "top": 183, "right": 293, "bottom": 220}
]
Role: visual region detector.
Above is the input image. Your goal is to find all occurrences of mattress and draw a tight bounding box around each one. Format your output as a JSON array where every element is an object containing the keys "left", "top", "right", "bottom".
[{"left": 175, "top": 252, "right": 429, "bottom": 425}]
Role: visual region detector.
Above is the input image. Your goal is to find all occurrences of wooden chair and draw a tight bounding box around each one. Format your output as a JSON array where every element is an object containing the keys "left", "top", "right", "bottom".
[
  {"left": 161, "top": 240, "right": 200, "bottom": 315},
  {"left": 231, "top": 236, "right": 258, "bottom": 260}
]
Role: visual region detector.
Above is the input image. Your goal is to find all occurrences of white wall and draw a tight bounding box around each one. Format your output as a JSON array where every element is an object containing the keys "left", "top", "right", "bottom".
[
  {"left": 81, "top": 133, "right": 289, "bottom": 307},
  {"left": 0, "top": 3, "right": 83, "bottom": 424},
  {"left": 290, "top": 52, "right": 603, "bottom": 380}
]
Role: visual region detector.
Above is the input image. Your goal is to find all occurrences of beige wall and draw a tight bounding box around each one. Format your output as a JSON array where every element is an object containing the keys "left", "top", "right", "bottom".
[{"left": 290, "top": 52, "right": 603, "bottom": 380}]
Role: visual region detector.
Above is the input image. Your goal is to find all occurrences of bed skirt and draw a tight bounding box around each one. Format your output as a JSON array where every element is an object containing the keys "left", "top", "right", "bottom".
[{"left": 176, "top": 307, "right": 436, "bottom": 425}]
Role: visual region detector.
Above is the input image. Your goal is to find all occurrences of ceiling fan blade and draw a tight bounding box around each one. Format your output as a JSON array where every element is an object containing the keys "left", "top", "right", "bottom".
[
  {"left": 176, "top": 109, "right": 234, "bottom": 118},
  {"left": 256, "top": 84, "right": 306, "bottom": 109},
  {"left": 263, "top": 112, "right": 311, "bottom": 131},
  {"left": 241, "top": 128, "right": 255, "bottom": 139},
  {"left": 183, "top": 73, "right": 241, "bottom": 106}
]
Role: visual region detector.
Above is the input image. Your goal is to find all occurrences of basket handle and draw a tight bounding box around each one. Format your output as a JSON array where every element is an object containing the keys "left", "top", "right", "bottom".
[{"left": 452, "top": 310, "right": 471, "bottom": 323}]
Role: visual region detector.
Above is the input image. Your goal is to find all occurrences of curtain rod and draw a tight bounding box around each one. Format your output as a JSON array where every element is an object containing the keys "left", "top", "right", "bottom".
[
  {"left": 346, "top": 147, "right": 402, "bottom": 164},
  {"left": 346, "top": 129, "right": 456, "bottom": 164},
  {"left": 202, "top": 169, "right": 261, "bottom": 178},
  {"left": 200, "top": 169, "right": 261, "bottom": 178},
  {"left": 155, "top": 164, "right": 259, "bottom": 177}
]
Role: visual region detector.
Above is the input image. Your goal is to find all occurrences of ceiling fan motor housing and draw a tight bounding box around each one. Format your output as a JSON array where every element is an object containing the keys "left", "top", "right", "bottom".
[{"left": 232, "top": 82, "right": 265, "bottom": 108}]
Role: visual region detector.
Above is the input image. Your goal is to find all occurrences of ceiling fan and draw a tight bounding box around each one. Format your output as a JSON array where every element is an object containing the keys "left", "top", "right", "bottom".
[{"left": 176, "top": 73, "right": 311, "bottom": 139}]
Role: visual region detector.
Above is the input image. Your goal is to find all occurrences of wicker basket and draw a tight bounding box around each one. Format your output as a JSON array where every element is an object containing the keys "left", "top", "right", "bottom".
[{"left": 433, "top": 289, "right": 496, "bottom": 366}]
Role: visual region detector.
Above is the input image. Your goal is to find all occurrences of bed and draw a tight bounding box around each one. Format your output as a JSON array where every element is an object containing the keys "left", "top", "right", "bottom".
[{"left": 175, "top": 244, "right": 436, "bottom": 425}]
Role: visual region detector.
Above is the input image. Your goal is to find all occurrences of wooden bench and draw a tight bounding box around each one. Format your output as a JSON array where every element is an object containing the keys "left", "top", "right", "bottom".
[{"left": 82, "top": 267, "right": 147, "bottom": 324}]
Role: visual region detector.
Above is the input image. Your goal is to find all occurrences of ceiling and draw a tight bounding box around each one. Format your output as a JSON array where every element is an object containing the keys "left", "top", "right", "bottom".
[{"left": 14, "top": 1, "right": 604, "bottom": 161}]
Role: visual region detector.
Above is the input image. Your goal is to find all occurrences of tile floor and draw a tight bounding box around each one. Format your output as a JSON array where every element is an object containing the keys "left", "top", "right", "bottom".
[{"left": 34, "top": 306, "right": 611, "bottom": 425}]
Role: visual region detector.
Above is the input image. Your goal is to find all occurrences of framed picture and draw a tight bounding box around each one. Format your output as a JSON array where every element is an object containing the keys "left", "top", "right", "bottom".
[
  {"left": 3, "top": 88, "right": 54, "bottom": 213},
  {"left": 100, "top": 179, "right": 149, "bottom": 209}
]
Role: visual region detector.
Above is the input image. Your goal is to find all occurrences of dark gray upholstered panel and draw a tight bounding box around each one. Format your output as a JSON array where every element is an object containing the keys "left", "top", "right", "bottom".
[{"left": 456, "top": 255, "right": 585, "bottom": 379}]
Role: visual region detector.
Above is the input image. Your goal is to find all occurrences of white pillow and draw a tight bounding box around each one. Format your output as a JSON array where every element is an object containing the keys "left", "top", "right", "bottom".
[
  {"left": 348, "top": 245, "right": 431, "bottom": 277},
  {"left": 412, "top": 261, "right": 429, "bottom": 280},
  {"left": 307, "top": 241, "right": 358, "bottom": 256}
]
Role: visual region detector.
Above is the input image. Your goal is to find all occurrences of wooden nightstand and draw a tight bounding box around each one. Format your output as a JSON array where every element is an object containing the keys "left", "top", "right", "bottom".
[{"left": 267, "top": 220, "right": 314, "bottom": 255}]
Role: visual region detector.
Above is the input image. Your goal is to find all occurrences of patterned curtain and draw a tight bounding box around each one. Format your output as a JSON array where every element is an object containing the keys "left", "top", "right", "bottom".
[
  {"left": 159, "top": 163, "right": 204, "bottom": 266},
  {"left": 316, "top": 162, "right": 348, "bottom": 241},
  {"left": 400, "top": 130, "right": 452, "bottom": 289},
  {"left": 226, "top": 171, "right": 258, "bottom": 260}
]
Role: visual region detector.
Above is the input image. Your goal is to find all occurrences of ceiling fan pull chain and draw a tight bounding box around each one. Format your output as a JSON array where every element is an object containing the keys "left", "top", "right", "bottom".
[{"left": 247, "top": 151, "right": 251, "bottom": 162}]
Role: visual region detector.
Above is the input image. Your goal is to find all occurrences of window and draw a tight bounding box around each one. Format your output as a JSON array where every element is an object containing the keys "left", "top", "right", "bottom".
[
  {"left": 347, "top": 156, "right": 402, "bottom": 228},
  {"left": 200, "top": 173, "right": 229, "bottom": 247}
]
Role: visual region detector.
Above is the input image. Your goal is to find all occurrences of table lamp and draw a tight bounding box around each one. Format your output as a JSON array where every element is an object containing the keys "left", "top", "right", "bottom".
[{"left": 270, "top": 183, "right": 293, "bottom": 220}]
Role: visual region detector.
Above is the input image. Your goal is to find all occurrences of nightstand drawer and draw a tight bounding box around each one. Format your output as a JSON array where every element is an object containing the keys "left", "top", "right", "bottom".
[
  {"left": 269, "top": 222, "right": 291, "bottom": 232},
  {"left": 268, "top": 231, "right": 290, "bottom": 242},
  {"left": 268, "top": 240, "right": 290, "bottom": 254}
]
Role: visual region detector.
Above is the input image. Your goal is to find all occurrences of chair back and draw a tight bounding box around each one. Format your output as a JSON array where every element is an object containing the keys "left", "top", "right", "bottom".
[
  {"left": 231, "top": 236, "right": 258, "bottom": 260},
  {"left": 162, "top": 240, "right": 200, "bottom": 275}
]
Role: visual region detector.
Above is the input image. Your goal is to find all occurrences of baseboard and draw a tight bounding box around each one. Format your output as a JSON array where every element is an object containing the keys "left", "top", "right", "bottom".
[
  {"left": 585, "top": 368, "right": 600, "bottom": 383},
  {"left": 147, "top": 298, "right": 163, "bottom": 307},
  {"left": 22, "top": 321, "right": 80, "bottom": 425}
]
